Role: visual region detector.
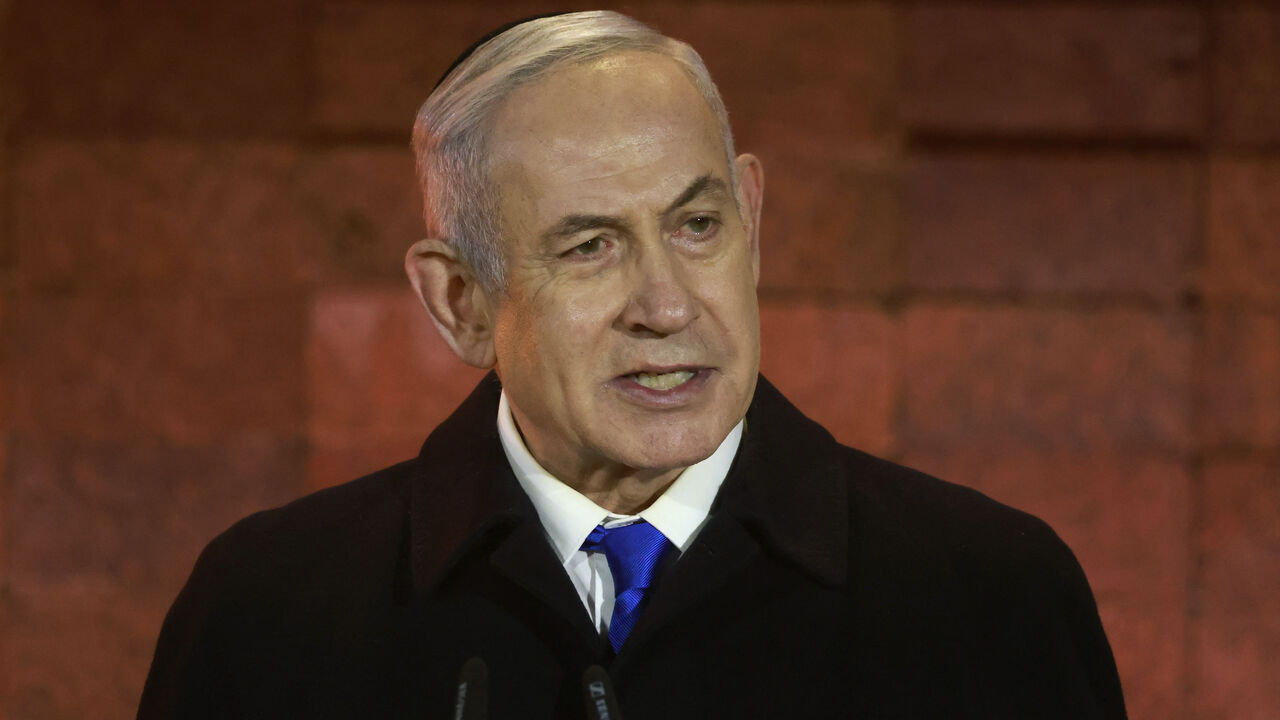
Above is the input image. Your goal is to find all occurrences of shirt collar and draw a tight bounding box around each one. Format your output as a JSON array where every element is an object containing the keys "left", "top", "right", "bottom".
[
  {"left": 408, "top": 373, "right": 848, "bottom": 604},
  {"left": 497, "top": 390, "right": 743, "bottom": 564}
]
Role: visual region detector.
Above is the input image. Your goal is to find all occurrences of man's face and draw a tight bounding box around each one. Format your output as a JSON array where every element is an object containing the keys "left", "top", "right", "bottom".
[{"left": 485, "top": 51, "right": 761, "bottom": 482}]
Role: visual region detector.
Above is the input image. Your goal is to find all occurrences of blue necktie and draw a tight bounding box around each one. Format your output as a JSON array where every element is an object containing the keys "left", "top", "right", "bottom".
[{"left": 581, "top": 520, "right": 672, "bottom": 652}]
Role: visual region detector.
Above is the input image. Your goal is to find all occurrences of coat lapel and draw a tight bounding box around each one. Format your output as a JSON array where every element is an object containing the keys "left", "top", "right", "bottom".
[
  {"left": 612, "top": 509, "right": 761, "bottom": 673},
  {"left": 717, "top": 376, "right": 850, "bottom": 589},
  {"left": 407, "top": 373, "right": 851, "bottom": 665},
  {"left": 407, "top": 373, "right": 602, "bottom": 653},
  {"left": 408, "top": 373, "right": 520, "bottom": 601},
  {"left": 488, "top": 515, "right": 605, "bottom": 650},
  {"left": 617, "top": 376, "right": 851, "bottom": 664}
]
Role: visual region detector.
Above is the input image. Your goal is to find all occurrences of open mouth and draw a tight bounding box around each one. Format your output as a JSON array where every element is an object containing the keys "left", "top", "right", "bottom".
[{"left": 628, "top": 370, "right": 696, "bottom": 391}]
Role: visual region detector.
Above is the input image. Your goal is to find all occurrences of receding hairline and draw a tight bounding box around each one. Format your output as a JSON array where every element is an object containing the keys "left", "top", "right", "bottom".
[
  {"left": 481, "top": 48, "right": 736, "bottom": 174},
  {"left": 412, "top": 11, "right": 738, "bottom": 291}
]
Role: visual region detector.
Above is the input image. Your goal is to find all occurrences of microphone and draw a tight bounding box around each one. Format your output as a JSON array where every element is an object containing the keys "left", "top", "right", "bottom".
[
  {"left": 453, "top": 657, "right": 488, "bottom": 720},
  {"left": 581, "top": 665, "right": 624, "bottom": 720}
]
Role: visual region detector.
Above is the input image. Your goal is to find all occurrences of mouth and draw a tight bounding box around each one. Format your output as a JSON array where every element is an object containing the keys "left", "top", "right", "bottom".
[
  {"left": 628, "top": 369, "right": 697, "bottom": 391},
  {"left": 610, "top": 366, "right": 711, "bottom": 406}
]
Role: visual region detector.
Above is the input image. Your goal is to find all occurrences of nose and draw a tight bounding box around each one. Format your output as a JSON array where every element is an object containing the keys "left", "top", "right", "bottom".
[{"left": 617, "top": 244, "right": 701, "bottom": 337}]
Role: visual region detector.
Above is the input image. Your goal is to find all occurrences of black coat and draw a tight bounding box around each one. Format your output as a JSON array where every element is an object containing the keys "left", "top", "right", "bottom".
[{"left": 138, "top": 374, "right": 1127, "bottom": 719}]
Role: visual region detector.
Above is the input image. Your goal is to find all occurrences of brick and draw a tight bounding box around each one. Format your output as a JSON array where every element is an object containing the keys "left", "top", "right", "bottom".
[
  {"left": 316, "top": 2, "right": 898, "bottom": 149},
  {"left": 758, "top": 143, "right": 900, "bottom": 297},
  {"left": 0, "top": 293, "right": 7, "bottom": 427},
  {"left": 1204, "top": 159, "right": 1280, "bottom": 306},
  {"left": 903, "top": 306, "right": 1192, "bottom": 452},
  {"left": 0, "top": 433, "right": 5, "bottom": 578},
  {"left": 9, "top": 294, "right": 306, "bottom": 444},
  {"left": 0, "top": 295, "right": 6, "bottom": 578},
  {"left": 759, "top": 302, "right": 897, "bottom": 456},
  {"left": 906, "top": 153, "right": 1197, "bottom": 300},
  {"left": 1192, "top": 457, "right": 1280, "bottom": 720},
  {"left": 1200, "top": 310, "right": 1280, "bottom": 451},
  {"left": 905, "top": 5, "right": 1204, "bottom": 138},
  {"left": 635, "top": 3, "right": 898, "bottom": 149},
  {"left": 5, "top": 434, "right": 301, "bottom": 590},
  {"left": 904, "top": 449, "right": 1189, "bottom": 720},
  {"left": 1213, "top": 7, "right": 1280, "bottom": 146},
  {"left": 296, "top": 148, "right": 424, "bottom": 282},
  {"left": 1, "top": 579, "right": 166, "bottom": 720},
  {"left": 315, "top": 3, "right": 525, "bottom": 133},
  {"left": 13, "top": 141, "right": 312, "bottom": 295},
  {"left": 307, "top": 287, "right": 487, "bottom": 489},
  {"left": 5, "top": 0, "right": 307, "bottom": 138},
  {"left": 0, "top": 141, "right": 11, "bottom": 273},
  {"left": 306, "top": 434, "right": 427, "bottom": 494}
]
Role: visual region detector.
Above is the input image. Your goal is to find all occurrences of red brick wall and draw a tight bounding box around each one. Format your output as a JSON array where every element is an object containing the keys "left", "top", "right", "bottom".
[{"left": 2, "top": 2, "right": 1277, "bottom": 718}]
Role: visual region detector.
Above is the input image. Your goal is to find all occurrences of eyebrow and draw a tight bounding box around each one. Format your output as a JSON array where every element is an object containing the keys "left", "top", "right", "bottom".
[
  {"left": 540, "top": 173, "right": 731, "bottom": 244},
  {"left": 543, "top": 214, "right": 631, "bottom": 242},
  {"left": 662, "top": 173, "right": 729, "bottom": 216}
]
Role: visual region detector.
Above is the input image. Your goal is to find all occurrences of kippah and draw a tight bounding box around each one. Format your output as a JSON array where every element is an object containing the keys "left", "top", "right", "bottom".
[{"left": 432, "top": 11, "right": 573, "bottom": 90}]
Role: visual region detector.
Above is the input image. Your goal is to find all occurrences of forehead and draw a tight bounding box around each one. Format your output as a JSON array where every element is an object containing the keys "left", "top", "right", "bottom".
[{"left": 485, "top": 51, "right": 728, "bottom": 221}]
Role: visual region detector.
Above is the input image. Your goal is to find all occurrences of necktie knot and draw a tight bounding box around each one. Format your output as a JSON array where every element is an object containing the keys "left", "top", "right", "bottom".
[{"left": 581, "top": 520, "right": 672, "bottom": 651}]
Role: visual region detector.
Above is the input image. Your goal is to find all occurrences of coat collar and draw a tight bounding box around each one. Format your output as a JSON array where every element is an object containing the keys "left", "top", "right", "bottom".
[
  {"left": 716, "top": 375, "right": 849, "bottom": 587},
  {"left": 407, "top": 373, "right": 527, "bottom": 600},
  {"left": 408, "top": 373, "right": 849, "bottom": 600}
]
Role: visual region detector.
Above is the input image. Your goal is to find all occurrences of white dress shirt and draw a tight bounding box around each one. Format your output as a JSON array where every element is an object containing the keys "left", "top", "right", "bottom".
[{"left": 496, "top": 391, "right": 743, "bottom": 634}]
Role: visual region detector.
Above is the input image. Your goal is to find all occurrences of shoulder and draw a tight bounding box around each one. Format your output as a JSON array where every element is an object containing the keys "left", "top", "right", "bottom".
[
  {"left": 191, "top": 458, "right": 418, "bottom": 598},
  {"left": 839, "top": 446, "right": 1072, "bottom": 568},
  {"left": 744, "top": 375, "right": 1080, "bottom": 582},
  {"left": 139, "top": 458, "right": 426, "bottom": 715},
  {"left": 183, "top": 375, "right": 508, "bottom": 605},
  {"left": 832, "top": 448, "right": 1125, "bottom": 714},
  {"left": 833, "top": 444, "right": 1099, "bottom": 626},
  {"left": 840, "top": 447, "right": 1046, "bottom": 536}
]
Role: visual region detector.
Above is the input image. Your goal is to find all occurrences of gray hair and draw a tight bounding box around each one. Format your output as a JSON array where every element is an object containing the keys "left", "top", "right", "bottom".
[{"left": 412, "top": 10, "right": 736, "bottom": 292}]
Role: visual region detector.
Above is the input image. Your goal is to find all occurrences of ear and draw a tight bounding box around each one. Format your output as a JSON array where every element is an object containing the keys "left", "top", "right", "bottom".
[
  {"left": 405, "top": 238, "right": 497, "bottom": 369},
  {"left": 733, "top": 153, "right": 765, "bottom": 285}
]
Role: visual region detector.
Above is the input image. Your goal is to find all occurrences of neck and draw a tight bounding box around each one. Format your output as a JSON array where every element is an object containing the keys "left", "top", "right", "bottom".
[
  {"left": 505, "top": 407, "right": 687, "bottom": 515},
  {"left": 571, "top": 465, "right": 685, "bottom": 515}
]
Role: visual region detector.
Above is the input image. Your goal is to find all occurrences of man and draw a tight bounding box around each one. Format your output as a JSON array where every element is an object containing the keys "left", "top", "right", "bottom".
[{"left": 139, "top": 11, "right": 1127, "bottom": 719}]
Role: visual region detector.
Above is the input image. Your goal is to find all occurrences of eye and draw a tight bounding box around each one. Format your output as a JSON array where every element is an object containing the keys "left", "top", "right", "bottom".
[
  {"left": 676, "top": 214, "right": 719, "bottom": 239},
  {"left": 565, "top": 236, "right": 607, "bottom": 256},
  {"left": 689, "top": 216, "right": 714, "bottom": 233}
]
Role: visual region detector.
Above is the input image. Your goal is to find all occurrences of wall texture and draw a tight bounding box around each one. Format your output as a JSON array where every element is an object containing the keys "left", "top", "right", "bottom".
[{"left": 2, "top": 1, "right": 1277, "bottom": 718}]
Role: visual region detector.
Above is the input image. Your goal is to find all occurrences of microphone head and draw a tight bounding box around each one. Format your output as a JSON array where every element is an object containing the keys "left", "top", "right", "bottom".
[
  {"left": 581, "top": 665, "right": 624, "bottom": 720},
  {"left": 454, "top": 657, "right": 488, "bottom": 720}
]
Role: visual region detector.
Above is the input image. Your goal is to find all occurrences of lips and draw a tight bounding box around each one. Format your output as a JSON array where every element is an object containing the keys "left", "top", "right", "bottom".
[
  {"left": 610, "top": 366, "right": 711, "bottom": 406},
  {"left": 630, "top": 369, "right": 696, "bottom": 390}
]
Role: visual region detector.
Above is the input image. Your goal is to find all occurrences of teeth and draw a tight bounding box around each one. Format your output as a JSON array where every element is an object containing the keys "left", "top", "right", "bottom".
[{"left": 633, "top": 370, "right": 695, "bottom": 391}]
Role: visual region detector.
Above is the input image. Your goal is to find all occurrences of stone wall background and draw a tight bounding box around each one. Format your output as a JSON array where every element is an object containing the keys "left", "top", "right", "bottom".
[{"left": 1, "top": 1, "right": 1277, "bottom": 718}]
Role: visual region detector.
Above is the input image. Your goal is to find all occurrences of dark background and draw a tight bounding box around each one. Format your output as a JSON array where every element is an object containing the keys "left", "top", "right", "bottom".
[{"left": 2, "top": 1, "right": 1277, "bottom": 718}]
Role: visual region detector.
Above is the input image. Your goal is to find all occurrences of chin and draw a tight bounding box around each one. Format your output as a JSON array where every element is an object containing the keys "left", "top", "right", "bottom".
[{"left": 612, "top": 426, "right": 725, "bottom": 473}]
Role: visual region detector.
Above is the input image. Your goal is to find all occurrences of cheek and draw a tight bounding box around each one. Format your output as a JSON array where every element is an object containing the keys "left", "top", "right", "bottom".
[
  {"left": 560, "top": 302, "right": 615, "bottom": 364},
  {"left": 493, "top": 293, "right": 548, "bottom": 369},
  {"left": 520, "top": 287, "right": 618, "bottom": 365},
  {"left": 695, "top": 255, "right": 760, "bottom": 324}
]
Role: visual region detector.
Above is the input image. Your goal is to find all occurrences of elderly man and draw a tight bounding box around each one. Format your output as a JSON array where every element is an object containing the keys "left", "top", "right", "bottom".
[{"left": 139, "top": 11, "right": 1126, "bottom": 719}]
